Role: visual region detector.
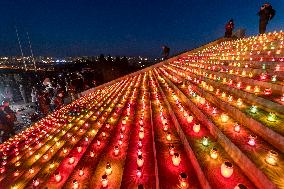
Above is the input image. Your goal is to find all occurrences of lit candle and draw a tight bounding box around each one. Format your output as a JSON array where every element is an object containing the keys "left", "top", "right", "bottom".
[
  {"left": 187, "top": 116, "right": 193, "bottom": 123},
  {"left": 221, "top": 114, "right": 229, "bottom": 123},
  {"left": 139, "top": 130, "right": 144, "bottom": 139},
  {"left": 137, "top": 148, "right": 143, "bottom": 156},
  {"left": 90, "top": 151, "right": 95, "bottom": 157},
  {"left": 97, "top": 140, "right": 101, "bottom": 146},
  {"left": 102, "top": 132, "right": 106, "bottom": 137},
  {"left": 172, "top": 153, "right": 181, "bottom": 166},
  {"left": 77, "top": 146, "right": 82, "bottom": 153},
  {"left": 73, "top": 180, "right": 79, "bottom": 189},
  {"left": 234, "top": 123, "right": 241, "bottom": 133},
  {"left": 250, "top": 106, "right": 257, "bottom": 114},
  {"left": 33, "top": 178, "right": 40, "bottom": 187},
  {"left": 105, "top": 162, "right": 112, "bottom": 175},
  {"left": 137, "top": 155, "right": 144, "bottom": 167},
  {"left": 265, "top": 150, "right": 278, "bottom": 166},
  {"left": 14, "top": 170, "right": 19, "bottom": 177},
  {"left": 121, "top": 126, "right": 125, "bottom": 132},
  {"left": 267, "top": 113, "right": 276, "bottom": 122},
  {"left": 69, "top": 156, "right": 75, "bottom": 164},
  {"left": 114, "top": 146, "right": 119, "bottom": 156},
  {"left": 179, "top": 172, "right": 188, "bottom": 188},
  {"left": 166, "top": 132, "right": 172, "bottom": 141},
  {"left": 169, "top": 144, "right": 175, "bottom": 155},
  {"left": 29, "top": 168, "right": 35, "bottom": 174},
  {"left": 202, "top": 136, "right": 209, "bottom": 146},
  {"left": 136, "top": 167, "right": 142, "bottom": 178},
  {"left": 264, "top": 88, "right": 272, "bottom": 95},
  {"left": 193, "top": 124, "right": 200, "bottom": 133},
  {"left": 101, "top": 174, "right": 108, "bottom": 188},
  {"left": 163, "top": 124, "right": 168, "bottom": 132},
  {"left": 221, "top": 161, "right": 233, "bottom": 178},
  {"left": 210, "top": 147, "right": 218, "bottom": 159},
  {"left": 55, "top": 172, "right": 61, "bottom": 182},
  {"left": 79, "top": 168, "right": 84, "bottom": 176},
  {"left": 248, "top": 135, "right": 257, "bottom": 146}
]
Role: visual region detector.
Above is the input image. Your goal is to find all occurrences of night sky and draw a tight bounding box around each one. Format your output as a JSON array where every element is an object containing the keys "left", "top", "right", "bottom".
[{"left": 0, "top": 0, "right": 283, "bottom": 57}]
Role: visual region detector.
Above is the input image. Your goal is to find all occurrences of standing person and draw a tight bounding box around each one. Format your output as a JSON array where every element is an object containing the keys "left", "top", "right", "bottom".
[
  {"left": 225, "top": 19, "right": 234, "bottom": 38},
  {"left": 162, "top": 45, "right": 170, "bottom": 60},
  {"left": 258, "top": 3, "right": 275, "bottom": 34},
  {"left": 19, "top": 84, "right": 27, "bottom": 103},
  {"left": 31, "top": 87, "right": 38, "bottom": 112},
  {"left": 2, "top": 100, "right": 16, "bottom": 139}
]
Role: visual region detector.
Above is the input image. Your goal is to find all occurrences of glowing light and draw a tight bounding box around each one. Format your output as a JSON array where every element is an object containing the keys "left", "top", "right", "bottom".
[
  {"left": 137, "top": 155, "right": 144, "bottom": 167},
  {"left": 73, "top": 180, "right": 79, "bottom": 189},
  {"left": 169, "top": 144, "right": 175, "bottom": 155},
  {"left": 202, "top": 136, "right": 209, "bottom": 146},
  {"left": 250, "top": 106, "right": 257, "bottom": 114},
  {"left": 221, "top": 161, "right": 233, "bottom": 178},
  {"left": 264, "top": 88, "right": 272, "bottom": 95},
  {"left": 105, "top": 162, "right": 112, "bottom": 175},
  {"left": 114, "top": 146, "right": 119, "bottom": 156},
  {"left": 79, "top": 168, "right": 84, "bottom": 176},
  {"left": 236, "top": 98, "right": 243, "bottom": 106},
  {"left": 210, "top": 147, "right": 218, "bottom": 159},
  {"left": 172, "top": 153, "right": 181, "bottom": 166},
  {"left": 248, "top": 135, "right": 257, "bottom": 146},
  {"left": 139, "top": 130, "right": 144, "bottom": 139},
  {"left": 187, "top": 116, "right": 193, "bottom": 123},
  {"left": 166, "top": 132, "right": 172, "bottom": 141},
  {"left": 234, "top": 123, "right": 241, "bottom": 133},
  {"left": 267, "top": 113, "right": 277, "bottom": 122},
  {"left": 193, "top": 124, "right": 200, "bottom": 133},
  {"left": 265, "top": 150, "right": 278, "bottom": 166},
  {"left": 136, "top": 167, "right": 142, "bottom": 178},
  {"left": 221, "top": 114, "right": 229, "bottom": 123},
  {"left": 179, "top": 172, "right": 189, "bottom": 188},
  {"left": 55, "top": 172, "right": 62, "bottom": 182},
  {"left": 101, "top": 174, "right": 108, "bottom": 188},
  {"left": 69, "top": 156, "right": 75, "bottom": 164},
  {"left": 33, "top": 179, "right": 40, "bottom": 187}
]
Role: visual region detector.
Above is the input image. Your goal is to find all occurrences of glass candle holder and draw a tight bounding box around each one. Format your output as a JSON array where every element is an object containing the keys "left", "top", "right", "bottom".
[
  {"left": 137, "top": 155, "right": 144, "bottom": 167},
  {"left": 105, "top": 162, "right": 112, "bottom": 175},
  {"left": 202, "top": 136, "right": 209, "bottom": 146},
  {"left": 248, "top": 135, "right": 257, "bottom": 146},
  {"left": 265, "top": 150, "right": 278, "bottom": 166},
  {"left": 221, "top": 161, "right": 233, "bottom": 178},
  {"left": 101, "top": 174, "right": 108, "bottom": 188},
  {"left": 210, "top": 147, "right": 218, "bottom": 159},
  {"left": 179, "top": 172, "right": 188, "bottom": 188},
  {"left": 193, "top": 124, "right": 200, "bottom": 133},
  {"left": 172, "top": 153, "right": 181, "bottom": 166}
]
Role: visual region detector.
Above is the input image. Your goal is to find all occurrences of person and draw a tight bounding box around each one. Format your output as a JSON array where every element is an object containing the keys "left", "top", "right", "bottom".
[
  {"left": 162, "top": 45, "right": 170, "bottom": 60},
  {"left": 0, "top": 105, "right": 11, "bottom": 142},
  {"left": 31, "top": 87, "right": 39, "bottom": 112},
  {"left": 225, "top": 19, "right": 234, "bottom": 38},
  {"left": 258, "top": 2, "right": 275, "bottom": 34}
]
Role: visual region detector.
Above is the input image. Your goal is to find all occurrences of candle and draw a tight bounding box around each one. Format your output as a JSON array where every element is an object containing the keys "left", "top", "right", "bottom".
[
  {"left": 79, "top": 168, "right": 84, "bottom": 176},
  {"left": 169, "top": 144, "right": 175, "bottom": 155},
  {"left": 179, "top": 172, "right": 188, "bottom": 188},
  {"left": 33, "top": 178, "right": 40, "bottom": 187},
  {"left": 136, "top": 167, "right": 142, "bottom": 178},
  {"left": 114, "top": 146, "right": 119, "bottom": 156},
  {"left": 105, "top": 162, "right": 112, "bottom": 175},
  {"left": 267, "top": 113, "right": 276, "bottom": 122},
  {"left": 163, "top": 124, "right": 168, "bottom": 132},
  {"left": 250, "top": 106, "right": 257, "bottom": 114},
  {"left": 69, "top": 156, "right": 75, "bottom": 164},
  {"left": 97, "top": 140, "right": 101, "bottom": 146},
  {"left": 77, "top": 146, "right": 82, "bottom": 153},
  {"left": 73, "top": 180, "right": 79, "bottom": 189},
  {"left": 139, "top": 130, "right": 144, "bottom": 139},
  {"left": 55, "top": 172, "right": 61, "bottom": 182},
  {"left": 210, "top": 147, "right": 218, "bottom": 159},
  {"left": 90, "top": 150, "right": 95, "bottom": 157},
  {"left": 265, "top": 150, "right": 278, "bottom": 166},
  {"left": 236, "top": 98, "right": 242, "bottom": 106},
  {"left": 221, "top": 161, "right": 233, "bottom": 178},
  {"left": 193, "top": 124, "right": 200, "bottom": 133},
  {"left": 202, "top": 136, "right": 209, "bottom": 146},
  {"left": 166, "top": 132, "right": 172, "bottom": 141},
  {"left": 172, "top": 153, "right": 181, "bottom": 166},
  {"left": 137, "top": 148, "right": 143, "bottom": 156},
  {"left": 221, "top": 114, "right": 229, "bottom": 123},
  {"left": 248, "top": 135, "right": 257, "bottom": 146},
  {"left": 101, "top": 174, "right": 108, "bottom": 188},
  {"left": 187, "top": 116, "right": 193, "bottom": 123},
  {"left": 234, "top": 123, "right": 241, "bottom": 133},
  {"left": 137, "top": 155, "right": 144, "bottom": 167}
]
